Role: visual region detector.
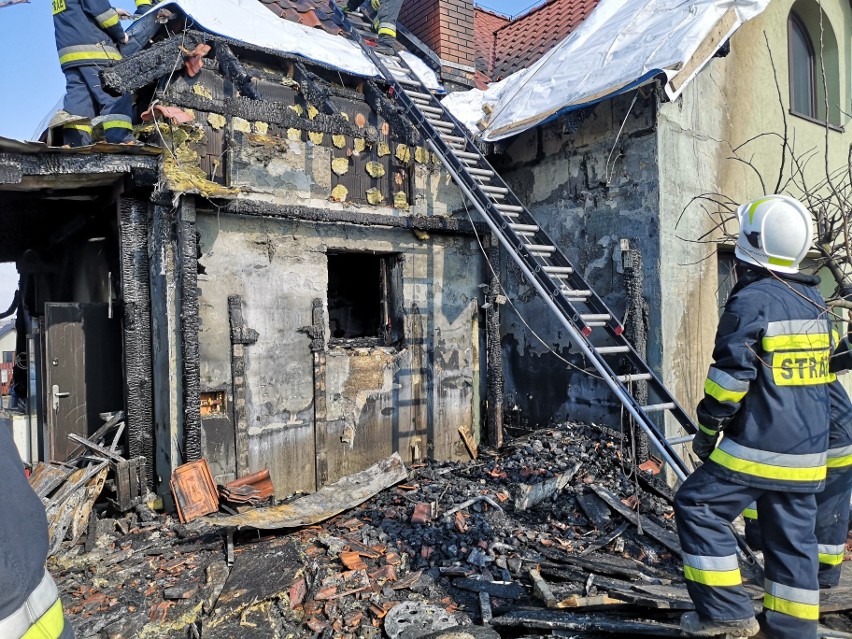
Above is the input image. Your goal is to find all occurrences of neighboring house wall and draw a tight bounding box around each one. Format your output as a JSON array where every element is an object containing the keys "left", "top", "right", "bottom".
[
  {"left": 656, "top": 0, "right": 852, "bottom": 440},
  {"left": 489, "top": 92, "right": 661, "bottom": 428}
]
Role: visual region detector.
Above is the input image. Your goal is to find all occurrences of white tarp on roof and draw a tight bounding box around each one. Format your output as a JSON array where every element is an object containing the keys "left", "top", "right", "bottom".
[
  {"left": 444, "top": 0, "right": 770, "bottom": 142},
  {"left": 135, "top": 0, "right": 440, "bottom": 90}
]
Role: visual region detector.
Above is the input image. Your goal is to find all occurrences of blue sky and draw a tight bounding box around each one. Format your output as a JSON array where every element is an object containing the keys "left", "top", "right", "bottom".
[{"left": 0, "top": 0, "right": 539, "bottom": 304}]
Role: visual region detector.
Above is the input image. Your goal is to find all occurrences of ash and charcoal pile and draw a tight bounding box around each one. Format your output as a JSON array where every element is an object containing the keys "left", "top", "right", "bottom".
[{"left": 47, "top": 422, "right": 852, "bottom": 638}]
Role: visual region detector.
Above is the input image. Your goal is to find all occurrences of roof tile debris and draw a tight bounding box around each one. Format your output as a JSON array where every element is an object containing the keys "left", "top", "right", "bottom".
[{"left": 258, "top": 0, "right": 344, "bottom": 37}]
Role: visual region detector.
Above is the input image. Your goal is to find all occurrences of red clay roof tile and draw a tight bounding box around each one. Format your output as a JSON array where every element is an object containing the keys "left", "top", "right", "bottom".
[
  {"left": 490, "top": 0, "right": 601, "bottom": 80},
  {"left": 259, "top": 0, "right": 344, "bottom": 37},
  {"left": 473, "top": 7, "right": 509, "bottom": 78}
]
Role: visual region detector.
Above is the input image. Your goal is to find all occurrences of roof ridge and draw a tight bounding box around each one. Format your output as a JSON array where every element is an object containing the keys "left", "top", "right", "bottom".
[{"left": 473, "top": 5, "right": 511, "bottom": 21}]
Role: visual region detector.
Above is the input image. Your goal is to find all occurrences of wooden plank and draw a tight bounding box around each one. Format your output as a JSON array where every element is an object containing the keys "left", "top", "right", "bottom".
[
  {"left": 491, "top": 610, "right": 682, "bottom": 636},
  {"left": 590, "top": 485, "right": 681, "bottom": 556},
  {"left": 209, "top": 453, "right": 407, "bottom": 530},
  {"left": 452, "top": 578, "right": 525, "bottom": 600},
  {"left": 576, "top": 491, "right": 612, "bottom": 530},
  {"left": 67, "top": 433, "right": 125, "bottom": 465}
]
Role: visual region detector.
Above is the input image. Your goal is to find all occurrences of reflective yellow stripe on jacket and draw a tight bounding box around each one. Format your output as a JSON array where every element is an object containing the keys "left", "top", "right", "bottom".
[
  {"left": 58, "top": 44, "right": 122, "bottom": 66},
  {"left": 704, "top": 366, "right": 749, "bottom": 404},
  {"left": 709, "top": 438, "right": 827, "bottom": 483},
  {"left": 0, "top": 571, "right": 66, "bottom": 639},
  {"left": 763, "top": 319, "right": 833, "bottom": 386},
  {"left": 827, "top": 443, "right": 852, "bottom": 469}
]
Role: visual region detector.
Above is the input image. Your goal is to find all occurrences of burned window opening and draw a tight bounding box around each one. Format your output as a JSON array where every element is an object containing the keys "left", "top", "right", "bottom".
[{"left": 327, "top": 252, "right": 403, "bottom": 346}]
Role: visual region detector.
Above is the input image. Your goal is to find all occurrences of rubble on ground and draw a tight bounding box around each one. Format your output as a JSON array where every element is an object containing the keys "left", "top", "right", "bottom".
[{"left": 44, "top": 422, "right": 852, "bottom": 638}]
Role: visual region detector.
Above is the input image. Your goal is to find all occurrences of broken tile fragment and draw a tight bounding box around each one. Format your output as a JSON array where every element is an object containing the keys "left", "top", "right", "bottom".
[{"left": 410, "top": 502, "right": 432, "bottom": 524}]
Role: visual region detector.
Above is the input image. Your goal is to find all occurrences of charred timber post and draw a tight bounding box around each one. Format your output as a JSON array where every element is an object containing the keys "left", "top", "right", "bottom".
[
  {"left": 621, "top": 247, "right": 650, "bottom": 459},
  {"left": 301, "top": 298, "right": 329, "bottom": 489},
  {"left": 485, "top": 234, "right": 503, "bottom": 449},
  {"left": 228, "top": 295, "right": 258, "bottom": 478},
  {"left": 216, "top": 42, "right": 262, "bottom": 100},
  {"left": 178, "top": 196, "right": 202, "bottom": 461},
  {"left": 118, "top": 195, "right": 156, "bottom": 489}
]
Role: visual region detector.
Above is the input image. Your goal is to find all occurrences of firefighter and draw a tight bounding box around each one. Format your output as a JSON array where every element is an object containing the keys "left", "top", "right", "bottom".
[
  {"left": 53, "top": 0, "right": 136, "bottom": 147},
  {"left": 133, "top": 0, "right": 161, "bottom": 16},
  {"left": 343, "top": 0, "right": 403, "bottom": 55},
  {"left": 675, "top": 195, "right": 831, "bottom": 639},
  {"left": 0, "top": 425, "right": 73, "bottom": 638},
  {"left": 744, "top": 344, "right": 852, "bottom": 588}
]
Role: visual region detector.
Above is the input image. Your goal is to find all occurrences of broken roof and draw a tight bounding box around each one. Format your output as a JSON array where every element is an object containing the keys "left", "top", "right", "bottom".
[
  {"left": 136, "top": 0, "right": 441, "bottom": 90},
  {"left": 446, "top": 0, "right": 770, "bottom": 141}
]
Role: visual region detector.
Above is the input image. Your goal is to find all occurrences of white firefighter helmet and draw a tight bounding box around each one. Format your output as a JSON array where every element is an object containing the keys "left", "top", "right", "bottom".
[{"left": 734, "top": 195, "right": 813, "bottom": 274}]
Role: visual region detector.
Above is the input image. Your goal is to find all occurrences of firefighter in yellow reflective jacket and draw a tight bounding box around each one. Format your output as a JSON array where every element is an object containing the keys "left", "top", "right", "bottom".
[
  {"left": 133, "top": 0, "right": 161, "bottom": 15},
  {"left": 745, "top": 355, "right": 852, "bottom": 588},
  {"left": 343, "top": 0, "right": 403, "bottom": 55},
  {"left": 0, "top": 424, "right": 73, "bottom": 639},
  {"left": 675, "top": 195, "right": 831, "bottom": 639},
  {"left": 52, "top": 0, "right": 136, "bottom": 146}
]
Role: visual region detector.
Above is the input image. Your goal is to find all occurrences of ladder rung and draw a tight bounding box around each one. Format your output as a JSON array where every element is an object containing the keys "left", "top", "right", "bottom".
[
  {"left": 509, "top": 223, "right": 539, "bottom": 233},
  {"left": 396, "top": 75, "right": 419, "bottom": 86},
  {"left": 542, "top": 265, "right": 573, "bottom": 275},
  {"left": 666, "top": 434, "right": 695, "bottom": 445},
  {"left": 453, "top": 150, "right": 480, "bottom": 160},
  {"left": 595, "top": 345, "right": 630, "bottom": 354},
  {"left": 642, "top": 402, "right": 676, "bottom": 414},
  {"left": 581, "top": 314, "right": 611, "bottom": 322},
  {"left": 441, "top": 133, "right": 466, "bottom": 144},
  {"left": 406, "top": 90, "right": 432, "bottom": 100},
  {"left": 616, "top": 373, "right": 652, "bottom": 383},
  {"left": 561, "top": 288, "right": 590, "bottom": 298},
  {"left": 429, "top": 120, "right": 455, "bottom": 130},
  {"left": 526, "top": 244, "right": 556, "bottom": 253},
  {"left": 419, "top": 105, "right": 443, "bottom": 115},
  {"left": 389, "top": 68, "right": 412, "bottom": 78},
  {"left": 467, "top": 168, "right": 494, "bottom": 178},
  {"left": 480, "top": 185, "right": 508, "bottom": 195},
  {"left": 496, "top": 204, "right": 524, "bottom": 214}
]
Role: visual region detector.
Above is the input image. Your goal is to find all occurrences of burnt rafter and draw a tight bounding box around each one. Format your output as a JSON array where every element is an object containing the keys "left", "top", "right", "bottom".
[
  {"left": 162, "top": 88, "right": 361, "bottom": 137},
  {"left": 101, "top": 35, "right": 190, "bottom": 96},
  {"left": 363, "top": 80, "right": 420, "bottom": 146},
  {"left": 215, "top": 42, "right": 262, "bottom": 100},
  {"left": 293, "top": 61, "right": 338, "bottom": 116}
]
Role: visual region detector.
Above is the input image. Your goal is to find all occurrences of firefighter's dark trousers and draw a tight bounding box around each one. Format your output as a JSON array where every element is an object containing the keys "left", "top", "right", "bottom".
[
  {"left": 675, "top": 467, "right": 819, "bottom": 639},
  {"left": 62, "top": 65, "right": 134, "bottom": 146},
  {"left": 373, "top": 0, "right": 403, "bottom": 38},
  {"left": 815, "top": 465, "right": 851, "bottom": 587},
  {"left": 745, "top": 465, "right": 851, "bottom": 588}
]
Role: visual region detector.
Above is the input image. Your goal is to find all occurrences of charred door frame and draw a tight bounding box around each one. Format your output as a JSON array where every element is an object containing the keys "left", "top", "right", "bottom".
[
  {"left": 119, "top": 194, "right": 155, "bottom": 487},
  {"left": 178, "top": 196, "right": 202, "bottom": 461}
]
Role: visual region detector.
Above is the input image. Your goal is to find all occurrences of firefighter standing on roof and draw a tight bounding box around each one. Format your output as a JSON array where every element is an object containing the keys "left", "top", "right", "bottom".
[
  {"left": 52, "top": 0, "right": 136, "bottom": 146},
  {"left": 675, "top": 195, "right": 831, "bottom": 639},
  {"left": 343, "top": 0, "right": 402, "bottom": 56}
]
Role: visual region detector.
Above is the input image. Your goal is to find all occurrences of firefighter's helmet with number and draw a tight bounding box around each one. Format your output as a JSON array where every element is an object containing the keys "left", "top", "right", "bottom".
[{"left": 734, "top": 195, "right": 812, "bottom": 274}]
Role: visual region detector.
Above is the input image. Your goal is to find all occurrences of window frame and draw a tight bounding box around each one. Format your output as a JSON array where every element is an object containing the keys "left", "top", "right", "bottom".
[{"left": 788, "top": 11, "right": 818, "bottom": 121}]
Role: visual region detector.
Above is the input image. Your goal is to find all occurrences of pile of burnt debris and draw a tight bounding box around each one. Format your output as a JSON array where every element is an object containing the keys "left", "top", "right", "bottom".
[{"left": 44, "top": 422, "right": 852, "bottom": 639}]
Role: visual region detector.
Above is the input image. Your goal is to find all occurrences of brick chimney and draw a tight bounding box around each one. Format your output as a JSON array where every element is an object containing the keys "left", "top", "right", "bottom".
[{"left": 399, "top": 0, "right": 475, "bottom": 90}]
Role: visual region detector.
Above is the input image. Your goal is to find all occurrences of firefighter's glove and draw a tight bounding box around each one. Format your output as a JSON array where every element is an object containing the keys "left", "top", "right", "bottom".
[
  {"left": 371, "top": 0, "right": 381, "bottom": 10},
  {"left": 692, "top": 429, "right": 719, "bottom": 462}
]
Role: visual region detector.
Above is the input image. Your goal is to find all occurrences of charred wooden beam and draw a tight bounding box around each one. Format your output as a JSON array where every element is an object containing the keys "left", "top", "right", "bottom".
[
  {"left": 492, "top": 610, "right": 682, "bottom": 635},
  {"left": 101, "top": 35, "right": 191, "bottom": 96},
  {"left": 0, "top": 151, "right": 158, "bottom": 189},
  {"left": 178, "top": 196, "right": 202, "bottom": 461},
  {"left": 119, "top": 195, "right": 155, "bottom": 488},
  {"left": 293, "top": 62, "right": 337, "bottom": 115},
  {"left": 307, "top": 298, "right": 329, "bottom": 489},
  {"left": 162, "top": 87, "right": 360, "bottom": 137},
  {"left": 363, "top": 80, "right": 420, "bottom": 146},
  {"left": 485, "top": 234, "right": 504, "bottom": 449},
  {"left": 213, "top": 198, "right": 487, "bottom": 237},
  {"left": 216, "top": 42, "right": 261, "bottom": 100}
]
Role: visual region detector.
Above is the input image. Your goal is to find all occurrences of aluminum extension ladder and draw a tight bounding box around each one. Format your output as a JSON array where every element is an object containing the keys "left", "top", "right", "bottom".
[{"left": 332, "top": 4, "right": 699, "bottom": 481}]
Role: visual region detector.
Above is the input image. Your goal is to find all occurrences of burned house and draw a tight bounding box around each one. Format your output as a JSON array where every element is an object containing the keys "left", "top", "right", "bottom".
[{"left": 0, "top": 0, "right": 500, "bottom": 500}]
